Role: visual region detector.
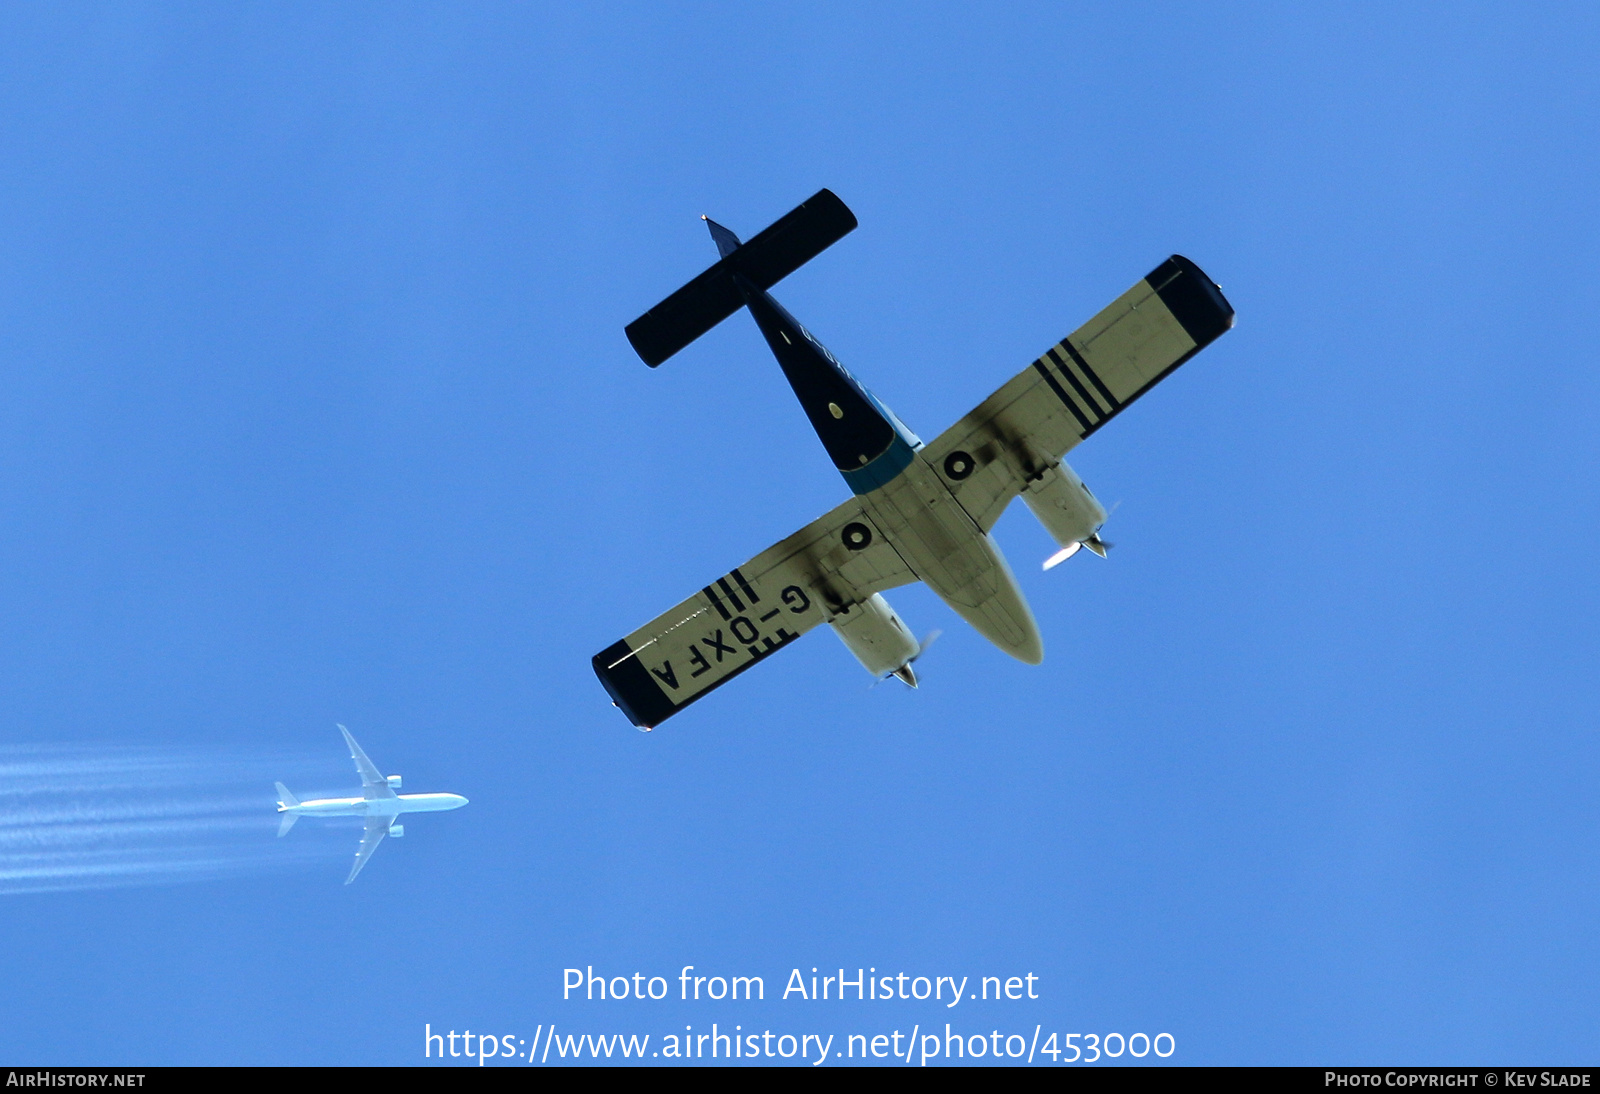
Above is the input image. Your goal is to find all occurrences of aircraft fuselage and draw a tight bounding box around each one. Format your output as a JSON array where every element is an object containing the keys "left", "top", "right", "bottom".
[
  {"left": 740, "top": 282, "right": 1043, "bottom": 664},
  {"left": 279, "top": 793, "right": 467, "bottom": 820}
]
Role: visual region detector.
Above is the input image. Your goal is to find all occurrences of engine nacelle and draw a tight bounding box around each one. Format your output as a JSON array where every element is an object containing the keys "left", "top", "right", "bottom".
[
  {"left": 1022, "top": 462, "right": 1106, "bottom": 549},
  {"left": 828, "top": 593, "right": 919, "bottom": 679},
  {"left": 388, "top": 824, "right": 404, "bottom": 838},
  {"left": 386, "top": 774, "right": 402, "bottom": 790}
]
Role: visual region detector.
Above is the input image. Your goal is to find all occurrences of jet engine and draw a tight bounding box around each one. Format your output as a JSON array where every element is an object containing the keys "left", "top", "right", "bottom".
[
  {"left": 386, "top": 774, "right": 401, "bottom": 789},
  {"left": 388, "top": 824, "right": 404, "bottom": 838},
  {"left": 1021, "top": 462, "right": 1108, "bottom": 568},
  {"left": 828, "top": 593, "right": 921, "bottom": 684}
]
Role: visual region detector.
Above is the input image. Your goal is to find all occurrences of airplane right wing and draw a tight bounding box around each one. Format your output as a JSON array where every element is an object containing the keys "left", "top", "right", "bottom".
[
  {"left": 345, "top": 816, "right": 389, "bottom": 885},
  {"left": 593, "top": 496, "right": 917, "bottom": 729},
  {"left": 339, "top": 724, "right": 396, "bottom": 801},
  {"left": 924, "top": 255, "right": 1234, "bottom": 532}
]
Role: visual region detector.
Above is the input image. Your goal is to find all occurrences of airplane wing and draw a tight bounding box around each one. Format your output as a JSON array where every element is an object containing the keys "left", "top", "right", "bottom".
[
  {"left": 924, "top": 255, "right": 1234, "bottom": 532},
  {"left": 345, "top": 816, "right": 389, "bottom": 885},
  {"left": 338, "top": 724, "right": 396, "bottom": 801},
  {"left": 593, "top": 496, "right": 917, "bottom": 729}
]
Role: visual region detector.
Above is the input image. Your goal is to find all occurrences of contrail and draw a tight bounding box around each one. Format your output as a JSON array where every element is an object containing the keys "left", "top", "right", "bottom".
[{"left": 0, "top": 744, "right": 353, "bottom": 894}]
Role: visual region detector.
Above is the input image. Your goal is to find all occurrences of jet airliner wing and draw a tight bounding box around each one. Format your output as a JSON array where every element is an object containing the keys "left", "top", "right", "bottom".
[
  {"left": 339, "top": 724, "right": 396, "bottom": 800},
  {"left": 925, "top": 256, "right": 1235, "bottom": 532},
  {"left": 593, "top": 496, "right": 916, "bottom": 729},
  {"left": 346, "top": 816, "right": 389, "bottom": 885}
]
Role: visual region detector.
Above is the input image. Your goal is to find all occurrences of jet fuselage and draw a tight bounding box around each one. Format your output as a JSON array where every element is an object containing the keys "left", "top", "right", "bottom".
[{"left": 279, "top": 792, "right": 467, "bottom": 820}]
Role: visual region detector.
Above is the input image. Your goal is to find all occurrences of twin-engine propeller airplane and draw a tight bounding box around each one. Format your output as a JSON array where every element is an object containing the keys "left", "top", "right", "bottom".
[
  {"left": 594, "top": 189, "right": 1234, "bottom": 729},
  {"left": 275, "top": 725, "right": 468, "bottom": 884}
]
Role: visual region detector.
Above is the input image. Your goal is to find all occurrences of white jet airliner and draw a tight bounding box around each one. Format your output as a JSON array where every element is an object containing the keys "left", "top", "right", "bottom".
[{"left": 275, "top": 725, "right": 468, "bottom": 884}]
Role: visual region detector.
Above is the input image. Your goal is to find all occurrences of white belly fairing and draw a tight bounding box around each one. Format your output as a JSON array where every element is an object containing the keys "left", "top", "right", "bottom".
[
  {"left": 865, "top": 456, "right": 1043, "bottom": 664},
  {"left": 298, "top": 797, "right": 364, "bottom": 815}
]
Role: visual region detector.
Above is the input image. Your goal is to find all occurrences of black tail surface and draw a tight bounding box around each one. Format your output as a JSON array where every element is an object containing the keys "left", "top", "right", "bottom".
[{"left": 624, "top": 189, "right": 857, "bottom": 367}]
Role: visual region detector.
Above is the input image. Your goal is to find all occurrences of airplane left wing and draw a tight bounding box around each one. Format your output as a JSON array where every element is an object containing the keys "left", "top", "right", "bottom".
[
  {"left": 345, "top": 816, "right": 389, "bottom": 884},
  {"left": 925, "top": 255, "right": 1234, "bottom": 532},
  {"left": 594, "top": 497, "right": 917, "bottom": 729},
  {"left": 339, "top": 724, "right": 396, "bottom": 801}
]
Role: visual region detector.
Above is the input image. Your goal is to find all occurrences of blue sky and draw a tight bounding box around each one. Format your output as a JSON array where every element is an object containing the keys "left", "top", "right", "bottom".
[{"left": 0, "top": 3, "right": 1596, "bottom": 1066}]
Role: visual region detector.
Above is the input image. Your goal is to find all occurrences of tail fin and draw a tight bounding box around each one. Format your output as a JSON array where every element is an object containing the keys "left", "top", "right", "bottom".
[
  {"left": 624, "top": 189, "right": 857, "bottom": 367},
  {"left": 704, "top": 216, "right": 741, "bottom": 258},
  {"left": 274, "top": 781, "right": 302, "bottom": 839}
]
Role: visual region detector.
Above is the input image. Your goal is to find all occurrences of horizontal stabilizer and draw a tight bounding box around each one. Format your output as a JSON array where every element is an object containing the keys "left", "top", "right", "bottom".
[
  {"left": 277, "top": 812, "right": 298, "bottom": 837},
  {"left": 624, "top": 189, "right": 858, "bottom": 367}
]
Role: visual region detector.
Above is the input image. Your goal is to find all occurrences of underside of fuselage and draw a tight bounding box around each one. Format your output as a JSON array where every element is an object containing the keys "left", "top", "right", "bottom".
[
  {"left": 735, "top": 276, "right": 1043, "bottom": 664},
  {"left": 281, "top": 793, "right": 466, "bottom": 818}
]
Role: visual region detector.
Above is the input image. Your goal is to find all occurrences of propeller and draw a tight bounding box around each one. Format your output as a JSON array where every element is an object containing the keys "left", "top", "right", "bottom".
[{"left": 873, "top": 629, "right": 943, "bottom": 689}]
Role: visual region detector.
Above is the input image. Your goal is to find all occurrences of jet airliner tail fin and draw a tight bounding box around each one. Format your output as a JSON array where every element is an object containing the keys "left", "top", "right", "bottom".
[
  {"left": 624, "top": 189, "right": 857, "bottom": 367},
  {"left": 274, "top": 781, "right": 300, "bottom": 837}
]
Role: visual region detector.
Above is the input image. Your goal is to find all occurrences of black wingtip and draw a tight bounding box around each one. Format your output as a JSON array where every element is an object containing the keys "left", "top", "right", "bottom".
[
  {"left": 1146, "top": 255, "right": 1235, "bottom": 347},
  {"left": 593, "top": 641, "right": 675, "bottom": 729}
]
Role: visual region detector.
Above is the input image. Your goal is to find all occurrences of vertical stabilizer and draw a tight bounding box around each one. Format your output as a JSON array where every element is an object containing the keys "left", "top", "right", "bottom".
[
  {"left": 703, "top": 216, "right": 741, "bottom": 258},
  {"left": 274, "top": 781, "right": 300, "bottom": 837}
]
